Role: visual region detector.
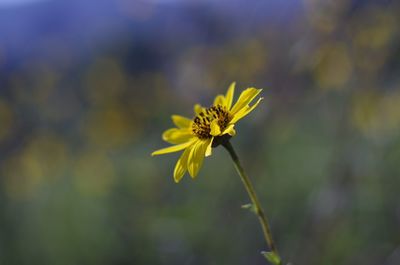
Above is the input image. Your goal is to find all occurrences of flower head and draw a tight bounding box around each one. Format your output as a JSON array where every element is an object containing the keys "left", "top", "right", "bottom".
[{"left": 152, "top": 82, "right": 263, "bottom": 183}]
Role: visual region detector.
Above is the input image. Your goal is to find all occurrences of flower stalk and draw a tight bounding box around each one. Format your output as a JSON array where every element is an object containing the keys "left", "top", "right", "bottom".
[
  {"left": 222, "top": 140, "right": 281, "bottom": 265},
  {"left": 151, "top": 83, "right": 281, "bottom": 262}
]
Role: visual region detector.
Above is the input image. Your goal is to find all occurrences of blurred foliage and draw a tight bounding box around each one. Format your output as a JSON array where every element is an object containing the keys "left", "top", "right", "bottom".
[{"left": 0, "top": 0, "right": 400, "bottom": 265}]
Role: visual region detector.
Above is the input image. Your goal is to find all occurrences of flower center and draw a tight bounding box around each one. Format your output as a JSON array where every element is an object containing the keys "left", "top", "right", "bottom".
[{"left": 192, "top": 105, "right": 232, "bottom": 139}]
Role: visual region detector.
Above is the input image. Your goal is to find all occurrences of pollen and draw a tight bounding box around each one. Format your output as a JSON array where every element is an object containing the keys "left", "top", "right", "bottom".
[{"left": 192, "top": 105, "right": 232, "bottom": 139}]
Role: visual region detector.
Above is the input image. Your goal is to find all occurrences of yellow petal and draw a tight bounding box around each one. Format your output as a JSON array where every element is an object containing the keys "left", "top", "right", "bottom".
[
  {"left": 187, "top": 139, "right": 210, "bottom": 178},
  {"left": 173, "top": 147, "right": 191, "bottom": 183},
  {"left": 205, "top": 137, "right": 214, "bottom": 157},
  {"left": 194, "top": 104, "right": 204, "bottom": 115},
  {"left": 171, "top": 115, "right": 192, "bottom": 128},
  {"left": 213, "top": 94, "right": 225, "bottom": 106},
  {"left": 230, "top": 97, "right": 263, "bottom": 124},
  {"left": 162, "top": 128, "right": 193, "bottom": 144},
  {"left": 222, "top": 124, "right": 236, "bottom": 136},
  {"left": 151, "top": 140, "right": 194, "bottom": 156},
  {"left": 230, "top": 88, "right": 262, "bottom": 115},
  {"left": 210, "top": 119, "right": 221, "bottom": 136},
  {"left": 225, "top": 82, "right": 236, "bottom": 110}
]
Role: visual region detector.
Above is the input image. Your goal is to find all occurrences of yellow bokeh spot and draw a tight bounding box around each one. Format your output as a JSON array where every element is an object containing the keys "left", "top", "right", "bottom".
[
  {"left": 211, "top": 39, "right": 268, "bottom": 82},
  {"left": 352, "top": 91, "right": 379, "bottom": 136},
  {"left": 84, "top": 57, "right": 126, "bottom": 106},
  {"left": 353, "top": 9, "right": 396, "bottom": 50},
  {"left": 0, "top": 99, "right": 14, "bottom": 143},
  {"left": 304, "top": 0, "right": 349, "bottom": 33},
  {"left": 313, "top": 43, "right": 353, "bottom": 90},
  {"left": 351, "top": 9, "right": 396, "bottom": 73},
  {"left": 379, "top": 92, "right": 400, "bottom": 132},
  {"left": 2, "top": 134, "right": 68, "bottom": 200},
  {"left": 73, "top": 151, "right": 116, "bottom": 197},
  {"left": 81, "top": 106, "right": 136, "bottom": 149},
  {"left": 352, "top": 90, "right": 400, "bottom": 139}
]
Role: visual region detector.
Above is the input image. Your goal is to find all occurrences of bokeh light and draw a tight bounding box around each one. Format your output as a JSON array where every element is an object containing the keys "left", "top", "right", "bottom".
[{"left": 0, "top": 0, "right": 399, "bottom": 264}]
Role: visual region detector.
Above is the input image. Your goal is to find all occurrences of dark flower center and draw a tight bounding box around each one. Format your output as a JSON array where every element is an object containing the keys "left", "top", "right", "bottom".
[{"left": 192, "top": 105, "right": 232, "bottom": 139}]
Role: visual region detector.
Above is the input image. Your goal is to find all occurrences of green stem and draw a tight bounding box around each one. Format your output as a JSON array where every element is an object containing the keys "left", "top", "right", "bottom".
[{"left": 222, "top": 141, "right": 281, "bottom": 263}]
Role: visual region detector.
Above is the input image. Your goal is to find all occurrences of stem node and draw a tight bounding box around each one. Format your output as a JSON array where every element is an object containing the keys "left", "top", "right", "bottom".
[{"left": 222, "top": 141, "right": 281, "bottom": 264}]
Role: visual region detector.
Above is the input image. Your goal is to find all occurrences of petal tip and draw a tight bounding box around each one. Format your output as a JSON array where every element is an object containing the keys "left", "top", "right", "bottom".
[{"left": 173, "top": 177, "right": 181, "bottom": 183}]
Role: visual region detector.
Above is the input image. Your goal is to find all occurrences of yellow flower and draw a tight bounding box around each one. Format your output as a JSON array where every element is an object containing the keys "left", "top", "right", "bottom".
[{"left": 152, "top": 82, "right": 263, "bottom": 183}]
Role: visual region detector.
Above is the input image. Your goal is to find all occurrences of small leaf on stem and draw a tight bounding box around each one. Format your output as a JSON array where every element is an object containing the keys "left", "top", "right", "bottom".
[
  {"left": 261, "top": 251, "right": 281, "bottom": 265},
  {"left": 241, "top": 203, "right": 257, "bottom": 214}
]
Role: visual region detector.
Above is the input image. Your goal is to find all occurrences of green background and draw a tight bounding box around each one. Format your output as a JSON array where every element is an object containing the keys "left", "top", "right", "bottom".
[{"left": 0, "top": 0, "right": 399, "bottom": 264}]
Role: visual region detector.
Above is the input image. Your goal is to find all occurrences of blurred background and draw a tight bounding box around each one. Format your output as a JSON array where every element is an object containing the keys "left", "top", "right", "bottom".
[{"left": 0, "top": 0, "right": 399, "bottom": 264}]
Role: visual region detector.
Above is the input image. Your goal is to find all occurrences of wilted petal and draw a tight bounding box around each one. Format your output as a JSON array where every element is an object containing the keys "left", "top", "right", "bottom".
[
  {"left": 230, "top": 97, "right": 263, "bottom": 124},
  {"left": 230, "top": 88, "right": 262, "bottom": 115}
]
